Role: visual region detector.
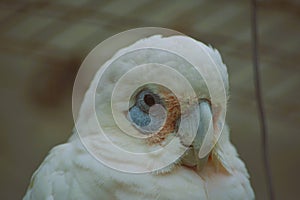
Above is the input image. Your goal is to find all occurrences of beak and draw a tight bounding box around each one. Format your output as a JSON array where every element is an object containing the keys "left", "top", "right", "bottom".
[{"left": 181, "top": 100, "right": 213, "bottom": 172}]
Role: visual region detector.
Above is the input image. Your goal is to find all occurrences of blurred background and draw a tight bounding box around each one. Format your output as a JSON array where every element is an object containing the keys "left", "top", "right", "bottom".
[{"left": 0, "top": 0, "right": 299, "bottom": 199}]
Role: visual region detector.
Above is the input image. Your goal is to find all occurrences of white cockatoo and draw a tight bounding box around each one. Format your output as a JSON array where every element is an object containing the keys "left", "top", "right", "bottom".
[{"left": 24, "top": 35, "right": 255, "bottom": 200}]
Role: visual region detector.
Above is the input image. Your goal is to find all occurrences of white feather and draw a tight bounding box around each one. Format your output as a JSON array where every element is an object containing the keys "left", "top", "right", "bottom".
[{"left": 24, "top": 35, "right": 254, "bottom": 200}]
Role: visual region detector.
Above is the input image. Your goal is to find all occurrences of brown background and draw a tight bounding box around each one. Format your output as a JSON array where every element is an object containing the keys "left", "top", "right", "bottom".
[{"left": 1, "top": 0, "right": 299, "bottom": 199}]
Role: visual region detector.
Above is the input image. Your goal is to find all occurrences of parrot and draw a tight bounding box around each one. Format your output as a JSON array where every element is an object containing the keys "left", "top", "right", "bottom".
[{"left": 23, "top": 35, "right": 255, "bottom": 200}]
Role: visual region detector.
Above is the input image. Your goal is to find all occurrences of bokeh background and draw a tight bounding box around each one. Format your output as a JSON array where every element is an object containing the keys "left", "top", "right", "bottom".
[{"left": 1, "top": 0, "right": 299, "bottom": 199}]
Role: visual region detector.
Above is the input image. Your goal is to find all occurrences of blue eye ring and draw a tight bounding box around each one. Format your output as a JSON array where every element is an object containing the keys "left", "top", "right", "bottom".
[{"left": 128, "top": 84, "right": 179, "bottom": 134}]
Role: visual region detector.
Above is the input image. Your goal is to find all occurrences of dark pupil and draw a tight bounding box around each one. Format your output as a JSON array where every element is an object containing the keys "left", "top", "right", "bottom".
[{"left": 144, "top": 94, "right": 155, "bottom": 106}]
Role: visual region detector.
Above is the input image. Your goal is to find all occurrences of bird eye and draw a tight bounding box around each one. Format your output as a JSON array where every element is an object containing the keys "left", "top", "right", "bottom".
[
  {"left": 135, "top": 90, "right": 160, "bottom": 114},
  {"left": 144, "top": 94, "right": 155, "bottom": 107},
  {"left": 128, "top": 84, "right": 180, "bottom": 136},
  {"left": 128, "top": 86, "right": 166, "bottom": 134}
]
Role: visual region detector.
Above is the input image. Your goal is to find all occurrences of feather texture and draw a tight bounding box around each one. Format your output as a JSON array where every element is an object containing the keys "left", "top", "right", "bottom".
[
  {"left": 24, "top": 35, "right": 254, "bottom": 200},
  {"left": 24, "top": 135, "right": 254, "bottom": 200}
]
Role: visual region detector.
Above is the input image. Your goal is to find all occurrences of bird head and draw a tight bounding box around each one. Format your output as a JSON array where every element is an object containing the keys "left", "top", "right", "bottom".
[{"left": 74, "top": 35, "right": 231, "bottom": 174}]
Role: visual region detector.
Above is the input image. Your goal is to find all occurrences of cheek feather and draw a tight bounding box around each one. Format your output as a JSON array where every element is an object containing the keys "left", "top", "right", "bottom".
[{"left": 147, "top": 94, "right": 181, "bottom": 145}]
